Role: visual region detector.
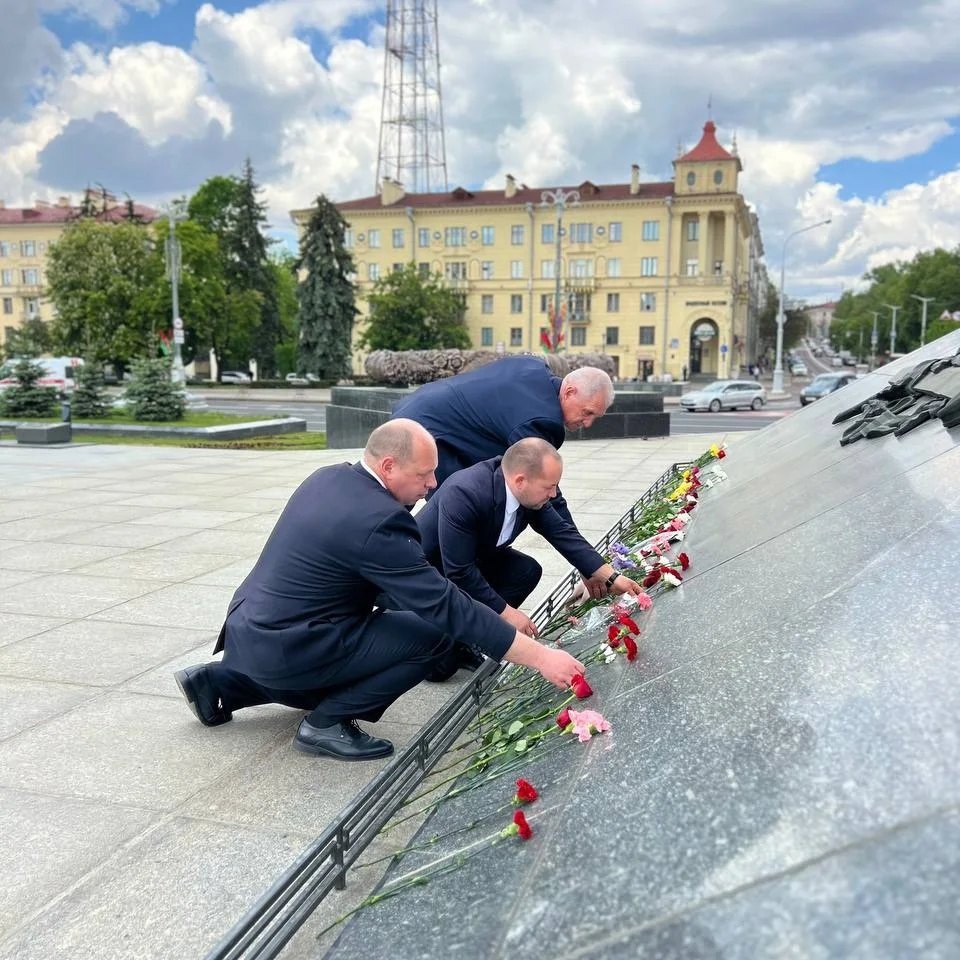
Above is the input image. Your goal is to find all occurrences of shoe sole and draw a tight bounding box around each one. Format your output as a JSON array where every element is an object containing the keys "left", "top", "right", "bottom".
[{"left": 292, "top": 738, "right": 394, "bottom": 761}]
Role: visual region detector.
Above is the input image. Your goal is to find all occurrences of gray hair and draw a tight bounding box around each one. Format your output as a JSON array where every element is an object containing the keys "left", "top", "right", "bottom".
[
  {"left": 502, "top": 437, "right": 562, "bottom": 479},
  {"left": 365, "top": 418, "right": 433, "bottom": 464},
  {"left": 561, "top": 366, "right": 615, "bottom": 406}
]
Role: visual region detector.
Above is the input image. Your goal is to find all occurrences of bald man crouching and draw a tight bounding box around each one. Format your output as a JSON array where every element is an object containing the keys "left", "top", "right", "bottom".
[{"left": 174, "top": 420, "right": 584, "bottom": 761}]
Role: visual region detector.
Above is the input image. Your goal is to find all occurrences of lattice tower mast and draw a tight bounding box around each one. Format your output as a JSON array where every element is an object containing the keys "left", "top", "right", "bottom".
[{"left": 375, "top": 0, "right": 448, "bottom": 194}]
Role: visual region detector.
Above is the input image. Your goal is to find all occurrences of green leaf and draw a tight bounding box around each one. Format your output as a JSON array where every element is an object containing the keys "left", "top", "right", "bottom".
[
  {"left": 507, "top": 720, "right": 524, "bottom": 738},
  {"left": 514, "top": 739, "right": 527, "bottom": 753}
]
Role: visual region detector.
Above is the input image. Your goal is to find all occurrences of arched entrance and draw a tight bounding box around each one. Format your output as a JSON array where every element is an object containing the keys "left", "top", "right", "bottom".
[{"left": 689, "top": 318, "right": 720, "bottom": 377}]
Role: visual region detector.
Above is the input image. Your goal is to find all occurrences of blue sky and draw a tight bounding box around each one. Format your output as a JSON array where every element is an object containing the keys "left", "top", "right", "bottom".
[{"left": 2, "top": 0, "right": 959, "bottom": 302}]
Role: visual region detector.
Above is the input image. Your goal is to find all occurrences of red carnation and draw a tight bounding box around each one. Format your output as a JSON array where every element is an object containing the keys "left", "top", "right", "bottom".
[
  {"left": 617, "top": 614, "right": 640, "bottom": 634},
  {"left": 623, "top": 635, "right": 638, "bottom": 662},
  {"left": 571, "top": 674, "right": 593, "bottom": 699},
  {"left": 514, "top": 778, "right": 538, "bottom": 804},
  {"left": 662, "top": 566, "right": 683, "bottom": 582},
  {"left": 607, "top": 625, "right": 622, "bottom": 645},
  {"left": 642, "top": 569, "right": 662, "bottom": 588},
  {"left": 513, "top": 809, "right": 533, "bottom": 840},
  {"left": 678, "top": 552, "right": 690, "bottom": 571},
  {"left": 717, "top": 449, "right": 726, "bottom": 459},
  {"left": 556, "top": 707, "right": 571, "bottom": 729}
]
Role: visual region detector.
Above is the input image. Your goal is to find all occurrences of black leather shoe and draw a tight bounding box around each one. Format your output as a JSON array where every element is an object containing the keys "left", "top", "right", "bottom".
[
  {"left": 455, "top": 642, "right": 487, "bottom": 672},
  {"left": 293, "top": 719, "right": 394, "bottom": 761},
  {"left": 174, "top": 664, "right": 233, "bottom": 727}
]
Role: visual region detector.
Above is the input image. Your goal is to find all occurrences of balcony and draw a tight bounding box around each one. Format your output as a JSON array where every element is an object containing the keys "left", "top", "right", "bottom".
[
  {"left": 677, "top": 272, "right": 730, "bottom": 287},
  {"left": 443, "top": 277, "right": 470, "bottom": 292},
  {"left": 565, "top": 277, "right": 597, "bottom": 292},
  {"left": 568, "top": 312, "right": 591, "bottom": 325}
]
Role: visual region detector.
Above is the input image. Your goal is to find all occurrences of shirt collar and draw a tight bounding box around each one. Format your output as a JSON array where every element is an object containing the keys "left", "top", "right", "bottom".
[
  {"left": 360, "top": 458, "right": 387, "bottom": 488},
  {"left": 504, "top": 480, "right": 520, "bottom": 517}
]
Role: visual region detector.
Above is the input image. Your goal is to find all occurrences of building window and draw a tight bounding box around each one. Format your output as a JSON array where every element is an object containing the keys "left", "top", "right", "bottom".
[
  {"left": 1, "top": 270, "right": 13, "bottom": 286},
  {"left": 639, "top": 326, "right": 655, "bottom": 345},
  {"left": 20, "top": 240, "right": 36, "bottom": 257},
  {"left": 640, "top": 257, "right": 658, "bottom": 276},
  {"left": 481, "top": 261, "right": 494, "bottom": 280},
  {"left": 686, "top": 171, "right": 696, "bottom": 187},
  {"left": 569, "top": 223, "right": 592, "bottom": 243},
  {"left": 418, "top": 228, "right": 430, "bottom": 248},
  {"left": 571, "top": 327, "right": 587, "bottom": 347},
  {"left": 606, "top": 258, "right": 621, "bottom": 278},
  {"left": 686, "top": 219, "right": 699, "bottom": 241},
  {"left": 605, "top": 326, "right": 619, "bottom": 346},
  {"left": 445, "top": 226, "right": 466, "bottom": 247},
  {"left": 608, "top": 222, "right": 622, "bottom": 242},
  {"left": 569, "top": 258, "right": 593, "bottom": 278},
  {"left": 343, "top": 229, "right": 354, "bottom": 248},
  {"left": 685, "top": 259, "right": 699, "bottom": 277},
  {"left": 0, "top": 242, "right": 10, "bottom": 257},
  {"left": 481, "top": 225, "right": 495, "bottom": 245},
  {"left": 2, "top": 297, "right": 12, "bottom": 315},
  {"left": 642, "top": 220, "right": 660, "bottom": 241},
  {"left": 714, "top": 169, "right": 724, "bottom": 185},
  {"left": 540, "top": 294, "right": 551, "bottom": 313},
  {"left": 367, "top": 263, "right": 380, "bottom": 281},
  {"left": 510, "top": 294, "right": 523, "bottom": 314},
  {"left": 418, "top": 262, "right": 431, "bottom": 279},
  {"left": 481, "top": 326, "right": 494, "bottom": 347},
  {"left": 511, "top": 225, "right": 524, "bottom": 245},
  {"left": 510, "top": 327, "right": 523, "bottom": 346},
  {"left": 367, "top": 229, "right": 381, "bottom": 249},
  {"left": 541, "top": 260, "right": 556, "bottom": 279},
  {"left": 481, "top": 294, "right": 494, "bottom": 314},
  {"left": 510, "top": 260, "right": 524, "bottom": 279},
  {"left": 570, "top": 292, "right": 591, "bottom": 320},
  {"left": 714, "top": 259, "right": 724, "bottom": 276},
  {"left": 541, "top": 223, "right": 555, "bottom": 244},
  {"left": 640, "top": 293, "right": 656, "bottom": 311},
  {"left": 392, "top": 228, "right": 405, "bottom": 248},
  {"left": 445, "top": 261, "right": 467, "bottom": 280},
  {"left": 607, "top": 292, "right": 620, "bottom": 312},
  {"left": 24, "top": 297, "right": 39, "bottom": 316},
  {"left": 392, "top": 263, "right": 404, "bottom": 273}
]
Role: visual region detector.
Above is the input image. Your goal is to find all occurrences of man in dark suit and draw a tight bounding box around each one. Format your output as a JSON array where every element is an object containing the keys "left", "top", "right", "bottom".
[
  {"left": 418, "top": 438, "right": 646, "bottom": 657},
  {"left": 391, "top": 356, "right": 614, "bottom": 527},
  {"left": 174, "top": 420, "right": 585, "bottom": 761}
]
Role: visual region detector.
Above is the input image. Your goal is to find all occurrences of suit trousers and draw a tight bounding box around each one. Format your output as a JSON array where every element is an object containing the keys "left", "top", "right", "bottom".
[
  {"left": 211, "top": 610, "right": 452, "bottom": 726},
  {"left": 479, "top": 546, "right": 543, "bottom": 609}
]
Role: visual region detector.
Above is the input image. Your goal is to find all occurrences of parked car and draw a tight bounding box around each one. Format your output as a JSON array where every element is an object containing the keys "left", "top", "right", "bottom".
[
  {"left": 220, "top": 371, "right": 251, "bottom": 384},
  {"left": 790, "top": 361, "right": 808, "bottom": 376},
  {"left": 285, "top": 372, "right": 309, "bottom": 386},
  {"left": 679, "top": 380, "right": 767, "bottom": 412},
  {"left": 800, "top": 372, "right": 857, "bottom": 405}
]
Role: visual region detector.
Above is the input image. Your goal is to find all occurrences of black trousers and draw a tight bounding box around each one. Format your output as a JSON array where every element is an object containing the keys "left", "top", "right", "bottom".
[{"left": 212, "top": 610, "right": 453, "bottom": 727}]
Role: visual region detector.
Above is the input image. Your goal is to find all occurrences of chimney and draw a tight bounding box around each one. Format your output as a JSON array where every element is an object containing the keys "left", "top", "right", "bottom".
[
  {"left": 380, "top": 177, "right": 406, "bottom": 206},
  {"left": 505, "top": 173, "right": 517, "bottom": 199},
  {"left": 630, "top": 163, "right": 640, "bottom": 195},
  {"left": 57, "top": 196, "right": 71, "bottom": 208}
]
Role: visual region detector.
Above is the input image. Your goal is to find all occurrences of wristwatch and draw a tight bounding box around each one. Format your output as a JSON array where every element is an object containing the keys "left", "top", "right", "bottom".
[{"left": 604, "top": 571, "right": 619, "bottom": 589}]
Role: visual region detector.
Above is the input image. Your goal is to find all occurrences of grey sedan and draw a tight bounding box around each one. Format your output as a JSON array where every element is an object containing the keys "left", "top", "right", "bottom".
[{"left": 680, "top": 380, "right": 767, "bottom": 412}]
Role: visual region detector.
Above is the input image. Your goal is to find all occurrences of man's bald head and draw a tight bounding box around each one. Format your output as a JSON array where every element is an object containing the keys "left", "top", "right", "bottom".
[{"left": 364, "top": 419, "right": 438, "bottom": 505}]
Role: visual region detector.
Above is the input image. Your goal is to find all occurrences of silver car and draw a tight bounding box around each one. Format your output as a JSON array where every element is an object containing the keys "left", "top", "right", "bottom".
[{"left": 680, "top": 379, "right": 767, "bottom": 412}]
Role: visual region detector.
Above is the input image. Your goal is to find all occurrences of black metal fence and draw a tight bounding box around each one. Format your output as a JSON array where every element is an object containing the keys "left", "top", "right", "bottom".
[{"left": 205, "top": 461, "right": 690, "bottom": 960}]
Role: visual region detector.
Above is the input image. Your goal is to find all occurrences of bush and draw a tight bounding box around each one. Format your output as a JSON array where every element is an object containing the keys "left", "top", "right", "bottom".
[
  {"left": 124, "top": 357, "right": 186, "bottom": 421},
  {"left": 71, "top": 362, "right": 111, "bottom": 419},
  {"left": 0, "top": 358, "right": 59, "bottom": 418}
]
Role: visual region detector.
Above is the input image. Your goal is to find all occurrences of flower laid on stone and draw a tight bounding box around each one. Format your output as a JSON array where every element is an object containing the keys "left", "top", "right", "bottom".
[
  {"left": 567, "top": 708, "right": 612, "bottom": 742},
  {"left": 513, "top": 778, "right": 538, "bottom": 805},
  {"left": 502, "top": 809, "right": 533, "bottom": 840},
  {"left": 623, "top": 636, "right": 638, "bottom": 661},
  {"left": 556, "top": 707, "right": 571, "bottom": 729},
  {"left": 678, "top": 552, "right": 690, "bottom": 571},
  {"left": 571, "top": 674, "right": 593, "bottom": 699}
]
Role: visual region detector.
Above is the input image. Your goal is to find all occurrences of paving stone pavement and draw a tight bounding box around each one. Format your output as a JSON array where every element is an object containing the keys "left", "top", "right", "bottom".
[{"left": 0, "top": 432, "right": 731, "bottom": 960}]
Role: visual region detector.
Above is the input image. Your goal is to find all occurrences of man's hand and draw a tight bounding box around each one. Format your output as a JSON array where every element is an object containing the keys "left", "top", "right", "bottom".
[
  {"left": 503, "top": 633, "right": 585, "bottom": 689},
  {"left": 610, "top": 575, "right": 645, "bottom": 598},
  {"left": 500, "top": 604, "right": 539, "bottom": 638},
  {"left": 581, "top": 573, "right": 608, "bottom": 600}
]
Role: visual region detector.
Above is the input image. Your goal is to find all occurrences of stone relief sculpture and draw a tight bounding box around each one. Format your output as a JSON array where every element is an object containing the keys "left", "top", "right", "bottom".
[{"left": 833, "top": 348, "right": 960, "bottom": 444}]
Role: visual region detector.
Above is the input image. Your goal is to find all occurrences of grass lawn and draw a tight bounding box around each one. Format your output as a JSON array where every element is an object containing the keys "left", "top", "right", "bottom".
[
  {"left": 5, "top": 410, "right": 281, "bottom": 427},
  {"left": 76, "top": 431, "right": 328, "bottom": 450}
]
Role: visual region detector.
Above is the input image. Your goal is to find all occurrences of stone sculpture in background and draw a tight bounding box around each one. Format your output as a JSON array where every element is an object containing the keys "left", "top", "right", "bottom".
[
  {"left": 364, "top": 349, "right": 615, "bottom": 385},
  {"left": 833, "top": 348, "right": 960, "bottom": 444}
]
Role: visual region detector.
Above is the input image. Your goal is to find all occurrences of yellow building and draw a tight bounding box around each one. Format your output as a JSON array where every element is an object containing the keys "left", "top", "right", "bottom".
[
  {"left": 0, "top": 194, "right": 156, "bottom": 350},
  {"left": 293, "top": 119, "right": 764, "bottom": 380}
]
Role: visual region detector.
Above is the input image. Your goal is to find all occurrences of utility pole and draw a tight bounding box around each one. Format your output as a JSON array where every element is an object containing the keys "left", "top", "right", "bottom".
[
  {"left": 869, "top": 311, "right": 879, "bottom": 370},
  {"left": 540, "top": 187, "right": 580, "bottom": 352},
  {"left": 911, "top": 294, "right": 935, "bottom": 346},
  {"left": 882, "top": 302, "right": 900, "bottom": 356},
  {"left": 163, "top": 201, "right": 186, "bottom": 384}
]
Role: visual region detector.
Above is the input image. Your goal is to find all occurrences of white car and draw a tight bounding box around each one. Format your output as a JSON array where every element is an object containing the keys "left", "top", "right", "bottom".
[
  {"left": 285, "top": 373, "right": 309, "bottom": 386},
  {"left": 679, "top": 379, "right": 767, "bottom": 412},
  {"left": 220, "top": 371, "right": 251, "bottom": 384},
  {"left": 790, "top": 361, "right": 808, "bottom": 376}
]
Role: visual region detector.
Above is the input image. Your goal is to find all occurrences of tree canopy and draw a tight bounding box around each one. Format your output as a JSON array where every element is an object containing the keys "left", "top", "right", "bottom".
[{"left": 359, "top": 264, "right": 471, "bottom": 352}]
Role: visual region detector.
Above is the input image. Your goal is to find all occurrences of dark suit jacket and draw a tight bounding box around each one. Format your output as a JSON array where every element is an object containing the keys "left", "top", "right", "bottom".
[
  {"left": 392, "top": 356, "right": 575, "bottom": 525},
  {"left": 416, "top": 457, "right": 604, "bottom": 613},
  {"left": 214, "top": 462, "right": 516, "bottom": 686}
]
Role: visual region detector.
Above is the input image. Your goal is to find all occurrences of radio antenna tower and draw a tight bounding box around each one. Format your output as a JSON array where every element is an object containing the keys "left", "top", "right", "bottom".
[{"left": 375, "top": 0, "right": 448, "bottom": 194}]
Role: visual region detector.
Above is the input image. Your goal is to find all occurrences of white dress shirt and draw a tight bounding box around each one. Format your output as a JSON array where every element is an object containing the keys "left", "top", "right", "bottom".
[
  {"left": 360, "top": 459, "right": 386, "bottom": 488},
  {"left": 496, "top": 483, "right": 521, "bottom": 547}
]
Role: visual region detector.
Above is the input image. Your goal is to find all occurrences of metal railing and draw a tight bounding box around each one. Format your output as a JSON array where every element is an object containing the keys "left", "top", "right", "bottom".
[{"left": 205, "top": 461, "right": 691, "bottom": 960}]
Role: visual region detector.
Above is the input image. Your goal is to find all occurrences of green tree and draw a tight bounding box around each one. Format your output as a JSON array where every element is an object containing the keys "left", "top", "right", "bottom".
[
  {"left": 360, "top": 264, "right": 470, "bottom": 352},
  {"left": 295, "top": 195, "right": 356, "bottom": 380},
  {"left": 124, "top": 356, "right": 186, "bottom": 421},
  {"left": 271, "top": 251, "right": 300, "bottom": 376},
  {"left": 71, "top": 361, "right": 110, "bottom": 418},
  {"left": 0, "top": 358, "right": 58, "bottom": 417},
  {"left": 46, "top": 219, "right": 161, "bottom": 372},
  {"left": 1, "top": 318, "right": 53, "bottom": 360}
]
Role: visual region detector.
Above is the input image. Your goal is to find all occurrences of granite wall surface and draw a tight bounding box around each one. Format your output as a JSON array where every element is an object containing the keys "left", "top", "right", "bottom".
[{"left": 323, "top": 331, "right": 960, "bottom": 960}]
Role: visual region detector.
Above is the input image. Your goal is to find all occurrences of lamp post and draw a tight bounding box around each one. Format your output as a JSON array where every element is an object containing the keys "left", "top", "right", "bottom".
[
  {"left": 869, "top": 311, "right": 879, "bottom": 370},
  {"left": 163, "top": 200, "right": 187, "bottom": 384},
  {"left": 540, "top": 187, "right": 580, "bottom": 351},
  {"left": 882, "top": 302, "right": 900, "bottom": 356},
  {"left": 911, "top": 294, "right": 935, "bottom": 346},
  {"left": 773, "top": 218, "right": 831, "bottom": 395}
]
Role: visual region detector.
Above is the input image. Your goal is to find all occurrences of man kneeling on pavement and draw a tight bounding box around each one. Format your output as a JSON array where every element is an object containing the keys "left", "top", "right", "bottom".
[
  {"left": 174, "top": 419, "right": 584, "bottom": 761},
  {"left": 416, "top": 437, "right": 645, "bottom": 679}
]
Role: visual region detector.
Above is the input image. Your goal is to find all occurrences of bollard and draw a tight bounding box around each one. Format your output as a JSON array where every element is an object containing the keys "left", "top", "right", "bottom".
[{"left": 61, "top": 399, "right": 72, "bottom": 423}]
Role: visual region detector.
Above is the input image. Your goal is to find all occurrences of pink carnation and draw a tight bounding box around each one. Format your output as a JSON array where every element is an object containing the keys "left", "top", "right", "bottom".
[
  {"left": 567, "top": 708, "right": 612, "bottom": 742},
  {"left": 634, "top": 591, "right": 653, "bottom": 611}
]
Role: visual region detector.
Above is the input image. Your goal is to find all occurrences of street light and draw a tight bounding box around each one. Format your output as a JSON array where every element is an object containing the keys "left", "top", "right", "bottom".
[
  {"left": 773, "top": 218, "right": 831, "bottom": 394},
  {"left": 882, "top": 302, "right": 900, "bottom": 356},
  {"left": 163, "top": 200, "right": 187, "bottom": 384},
  {"left": 540, "top": 187, "right": 580, "bottom": 352},
  {"left": 911, "top": 294, "right": 935, "bottom": 346},
  {"left": 869, "top": 311, "right": 880, "bottom": 370}
]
